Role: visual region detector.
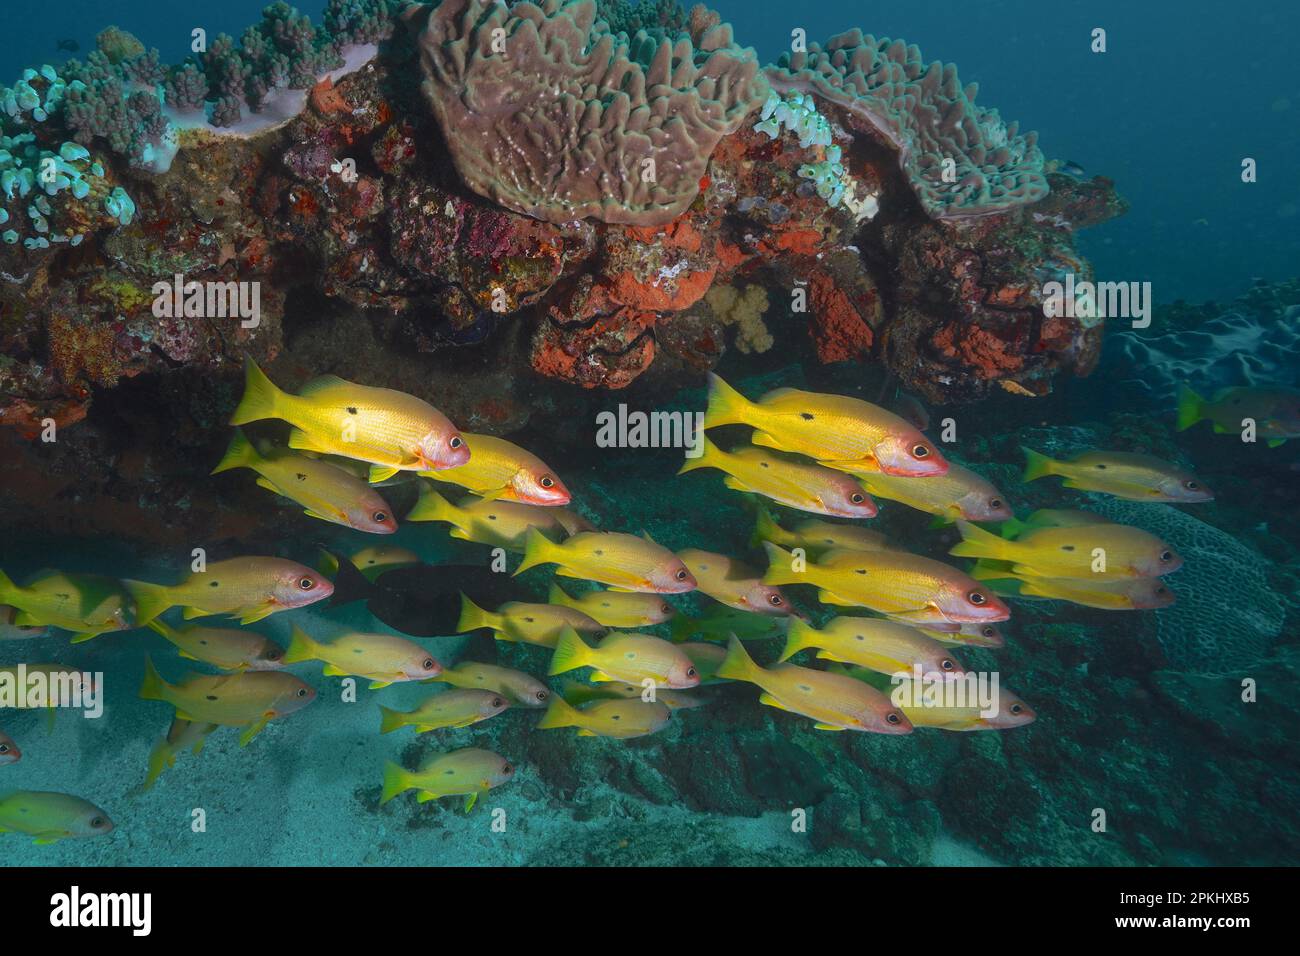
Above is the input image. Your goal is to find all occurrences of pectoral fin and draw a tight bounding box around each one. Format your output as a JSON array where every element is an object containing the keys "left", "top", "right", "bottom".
[
  {"left": 758, "top": 692, "right": 789, "bottom": 711},
  {"left": 463, "top": 792, "right": 479, "bottom": 812},
  {"left": 813, "top": 723, "right": 847, "bottom": 731},
  {"left": 238, "top": 717, "right": 270, "bottom": 747},
  {"left": 68, "top": 630, "right": 104, "bottom": 645},
  {"left": 369, "top": 465, "right": 401, "bottom": 484},
  {"left": 238, "top": 604, "right": 278, "bottom": 625},
  {"left": 368, "top": 680, "right": 394, "bottom": 690}
]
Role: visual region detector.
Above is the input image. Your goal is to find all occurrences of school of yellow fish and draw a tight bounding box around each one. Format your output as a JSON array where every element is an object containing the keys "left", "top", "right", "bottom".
[{"left": 3, "top": 360, "right": 1252, "bottom": 843}]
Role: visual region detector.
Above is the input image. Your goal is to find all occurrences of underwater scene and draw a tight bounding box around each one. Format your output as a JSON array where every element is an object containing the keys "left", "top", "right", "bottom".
[{"left": 1, "top": 0, "right": 1298, "bottom": 871}]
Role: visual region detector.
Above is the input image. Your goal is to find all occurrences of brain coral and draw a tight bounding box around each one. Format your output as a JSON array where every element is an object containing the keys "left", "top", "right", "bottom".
[
  {"left": 766, "top": 29, "right": 1048, "bottom": 220},
  {"left": 1091, "top": 499, "right": 1285, "bottom": 672},
  {"left": 412, "top": 0, "right": 767, "bottom": 225}
]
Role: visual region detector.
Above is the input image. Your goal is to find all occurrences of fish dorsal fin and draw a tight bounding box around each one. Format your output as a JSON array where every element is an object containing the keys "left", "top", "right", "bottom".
[{"left": 299, "top": 375, "right": 350, "bottom": 396}]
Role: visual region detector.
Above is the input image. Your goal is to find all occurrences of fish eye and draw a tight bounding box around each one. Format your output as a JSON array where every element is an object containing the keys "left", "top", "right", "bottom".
[
  {"left": 536, "top": 690, "right": 548, "bottom": 701},
  {"left": 373, "top": 511, "right": 388, "bottom": 522},
  {"left": 886, "top": 712, "right": 901, "bottom": 724},
  {"left": 1184, "top": 480, "right": 1199, "bottom": 490},
  {"left": 941, "top": 659, "right": 955, "bottom": 670},
  {"left": 299, "top": 577, "right": 315, "bottom": 590},
  {"left": 1155, "top": 586, "right": 1168, "bottom": 595},
  {"left": 1010, "top": 704, "right": 1023, "bottom": 715},
  {"left": 540, "top": 476, "right": 555, "bottom": 488},
  {"left": 968, "top": 591, "right": 987, "bottom": 605},
  {"left": 296, "top": 688, "right": 309, "bottom": 698},
  {"left": 0, "top": 744, "right": 9, "bottom": 753},
  {"left": 1160, "top": 550, "right": 1173, "bottom": 562},
  {"left": 449, "top": 436, "right": 463, "bottom": 448},
  {"left": 501, "top": 763, "right": 513, "bottom": 775},
  {"left": 851, "top": 493, "right": 865, "bottom": 503},
  {"left": 912, "top": 444, "right": 930, "bottom": 458},
  {"left": 492, "top": 697, "right": 505, "bottom": 708},
  {"left": 90, "top": 817, "right": 106, "bottom": 829},
  {"left": 675, "top": 569, "right": 688, "bottom": 581},
  {"left": 768, "top": 594, "right": 783, "bottom": 606},
  {"left": 265, "top": 649, "right": 283, "bottom": 661},
  {"left": 422, "top": 658, "right": 436, "bottom": 670},
  {"left": 661, "top": 604, "right": 672, "bottom": 614},
  {"left": 981, "top": 626, "right": 995, "bottom": 637},
  {"left": 686, "top": 667, "right": 698, "bottom": 678},
  {"left": 990, "top": 498, "right": 1003, "bottom": 508}
]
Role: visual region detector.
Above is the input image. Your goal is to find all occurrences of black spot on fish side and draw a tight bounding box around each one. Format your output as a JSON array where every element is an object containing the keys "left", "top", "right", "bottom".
[
  {"left": 210, "top": 581, "right": 220, "bottom": 588},
  {"left": 347, "top": 407, "right": 358, "bottom": 415},
  {"left": 296, "top": 473, "right": 307, "bottom": 481},
  {"left": 205, "top": 695, "right": 218, "bottom": 701},
  {"left": 487, "top": 515, "right": 497, "bottom": 521},
  {"left": 801, "top": 412, "right": 814, "bottom": 420},
  {"left": 1061, "top": 545, "right": 1076, "bottom": 552},
  {"left": 760, "top": 462, "right": 769, "bottom": 468},
  {"left": 611, "top": 714, "right": 621, "bottom": 720}
]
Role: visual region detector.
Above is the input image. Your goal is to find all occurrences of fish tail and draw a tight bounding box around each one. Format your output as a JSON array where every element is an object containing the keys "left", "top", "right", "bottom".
[
  {"left": 315, "top": 548, "right": 340, "bottom": 578},
  {"left": 716, "top": 634, "right": 759, "bottom": 683},
  {"left": 535, "top": 696, "right": 582, "bottom": 730},
  {"left": 547, "top": 582, "right": 576, "bottom": 609},
  {"left": 455, "top": 593, "right": 498, "bottom": 634},
  {"left": 750, "top": 504, "right": 783, "bottom": 549},
  {"left": 1176, "top": 384, "right": 1205, "bottom": 431},
  {"left": 322, "top": 552, "right": 377, "bottom": 608},
  {"left": 515, "top": 527, "right": 557, "bottom": 576},
  {"left": 210, "top": 429, "right": 261, "bottom": 475},
  {"left": 1020, "top": 446, "right": 1058, "bottom": 483},
  {"left": 703, "top": 372, "right": 754, "bottom": 429},
  {"left": 141, "top": 737, "right": 176, "bottom": 791},
  {"left": 138, "top": 655, "right": 171, "bottom": 703},
  {"left": 548, "top": 626, "right": 591, "bottom": 676},
  {"left": 146, "top": 618, "right": 181, "bottom": 646},
  {"left": 0, "top": 568, "right": 16, "bottom": 604},
  {"left": 778, "top": 618, "right": 817, "bottom": 662},
  {"left": 380, "top": 761, "right": 412, "bottom": 805},
  {"left": 408, "top": 483, "right": 454, "bottom": 523},
  {"left": 283, "top": 625, "right": 318, "bottom": 665},
  {"left": 676, "top": 434, "right": 724, "bottom": 476},
  {"left": 229, "top": 356, "right": 288, "bottom": 426},
  {"left": 124, "top": 580, "right": 174, "bottom": 626},
  {"left": 377, "top": 705, "right": 407, "bottom": 735},
  {"left": 999, "top": 516, "right": 1029, "bottom": 539},
  {"left": 760, "top": 541, "right": 806, "bottom": 587},
  {"left": 949, "top": 520, "right": 1012, "bottom": 561}
]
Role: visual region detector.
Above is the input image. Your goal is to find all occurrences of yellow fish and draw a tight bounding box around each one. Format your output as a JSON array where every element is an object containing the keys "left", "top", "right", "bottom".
[
  {"left": 139, "top": 656, "right": 316, "bottom": 746},
  {"left": 430, "top": 662, "right": 551, "bottom": 707},
  {"left": 536, "top": 696, "right": 672, "bottom": 739},
  {"left": 147, "top": 619, "right": 285, "bottom": 671},
  {"left": 553, "top": 509, "right": 597, "bottom": 535},
  {"left": 678, "top": 548, "right": 793, "bottom": 615},
  {"left": 1022, "top": 447, "right": 1213, "bottom": 503},
  {"left": 547, "top": 583, "right": 676, "bottom": 628},
  {"left": 516, "top": 528, "right": 697, "bottom": 593},
  {"left": 318, "top": 546, "right": 421, "bottom": 582},
  {"left": 703, "top": 373, "right": 947, "bottom": 476},
  {"left": 891, "top": 676, "right": 1036, "bottom": 731},
  {"left": 669, "top": 605, "right": 791, "bottom": 643},
  {"left": 762, "top": 542, "right": 1010, "bottom": 626},
  {"left": 378, "top": 689, "right": 510, "bottom": 734},
  {"left": 950, "top": 520, "right": 1182, "bottom": 580},
  {"left": 285, "top": 625, "right": 442, "bottom": 688},
  {"left": 827, "top": 462, "right": 1013, "bottom": 523},
  {"left": 549, "top": 628, "right": 700, "bottom": 688},
  {"left": 456, "top": 594, "right": 605, "bottom": 647},
  {"left": 229, "top": 358, "right": 469, "bottom": 479},
  {"left": 0, "top": 570, "right": 135, "bottom": 643},
  {"left": 407, "top": 485, "right": 566, "bottom": 551},
  {"left": 1177, "top": 384, "right": 1300, "bottom": 445},
  {"left": 751, "top": 505, "right": 889, "bottom": 556},
  {"left": 999, "top": 508, "right": 1109, "bottom": 540},
  {"left": 0, "top": 729, "right": 19, "bottom": 764},
  {"left": 716, "top": 636, "right": 912, "bottom": 733},
  {"left": 0, "top": 790, "right": 114, "bottom": 844},
  {"left": 380, "top": 748, "right": 514, "bottom": 811},
  {"left": 972, "top": 568, "right": 1176, "bottom": 610},
  {"left": 422, "top": 432, "right": 571, "bottom": 505},
  {"left": 0, "top": 605, "right": 48, "bottom": 641},
  {"left": 125, "top": 556, "right": 334, "bottom": 626},
  {"left": 678, "top": 437, "right": 877, "bottom": 518},
  {"left": 560, "top": 679, "right": 706, "bottom": 711},
  {"left": 212, "top": 431, "right": 398, "bottom": 532},
  {"left": 140, "top": 717, "right": 218, "bottom": 792},
  {"left": 912, "top": 622, "right": 1006, "bottom": 649},
  {"left": 779, "top": 617, "right": 966, "bottom": 679}
]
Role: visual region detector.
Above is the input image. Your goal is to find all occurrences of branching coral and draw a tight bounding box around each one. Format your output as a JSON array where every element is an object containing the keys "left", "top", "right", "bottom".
[
  {"left": 412, "top": 0, "right": 768, "bottom": 225},
  {"left": 766, "top": 29, "right": 1048, "bottom": 220}
]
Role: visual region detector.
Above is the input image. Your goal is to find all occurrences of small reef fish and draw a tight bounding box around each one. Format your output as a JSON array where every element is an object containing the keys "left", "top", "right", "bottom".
[
  {"left": 0, "top": 790, "right": 114, "bottom": 844},
  {"left": 678, "top": 642, "right": 728, "bottom": 684},
  {"left": 547, "top": 583, "right": 676, "bottom": 628},
  {"left": 230, "top": 358, "right": 469, "bottom": 478},
  {"left": 0, "top": 570, "right": 135, "bottom": 643},
  {"left": 999, "top": 508, "right": 1109, "bottom": 539},
  {"left": 974, "top": 569, "right": 1176, "bottom": 610},
  {"left": 141, "top": 718, "right": 218, "bottom": 792},
  {"left": 561, "top": 679, "right": 706, "bottom": 711},
  {"left": 1022, "top": 447, "right": 1213, "bottom": 503},
  {"left": 537, "top": 696, "right": 672, "bottom": 739},
  {"left": 0, "top": 730, "right": 19, "bottom": 764},
  {"left": 336, "top": 546, "right": 422, "bottom": 581},
  {"left": 516, "top": 528, "right": 697, "bottom": 594},
  {"left": 751, "top": 505, "right": 889, "bottom": 556},
  {"left": 421, "top": 432, "right": 571, "bottom": 505},
  {"left": 891, "top": 676, "right": 1037, "bottom": 731},
  {"left": 549, "top": 628, "right": 700, "bottom": 688},
  {"left": 0, "top": 605, "right": 49, "bottom": 641},
  {"left": 951, "top": 520, "right": 1182, "bottom": 580},
  {"left": 139, "top": 656, "right": 316, "bottom": 746},
  {"left": 678, "top": 437, "right": 878, "bottom": 518},
  {"left": 407, "top": 485, "right": 566, "bottom": 550},
  {"left": 212, "top": 431, "right": 398, "bottom": 532},
  {"left": 286, "top": 625, "right": 441, "bottom": 687},
  {"left": 378, "top": 689, "right": 510, "bottom": 734},
  {"left": 762, "top": 542, "right": 1010, "bottom": 626},
  {"left": 670, "top": 605, "right": 791, "bottom": 643},
  {"left": 913, "top": 622, "right": 1006, "bottom": 649},
  {"left": 1177, "top": 384, "right": 1300, "bottom": 445},
  {"left": 431, "top": 661, "right": 552, "bottom": 707},
  {"left": 126, "top": 556, "right": 333, "bottom": 626},
  {"left": 780, "top": 617, "right": 966, "bottom": 680},
  {"left": 704, "top": 373, "right": 947, "bottom": 476},
  {"left": 380, "top": 747, "right": 514, "bottom": 811},
  {"left": 553, "top": 509, "right": 597, "bottom": 535},
  {"left": 147, "top": 619, "right": 285, "bottom": 671},
  {"left": 827, "top": 461, "right": 1013, "bottom": 523},
  {"left": 678, "top": 548, "right": 793, "bottom": 615},
  {"left": 716, "top": 637, "right": 912, "bottom": 733},
  {"left": 456, "top": 593, "right": 605, "bottom": 647}
]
